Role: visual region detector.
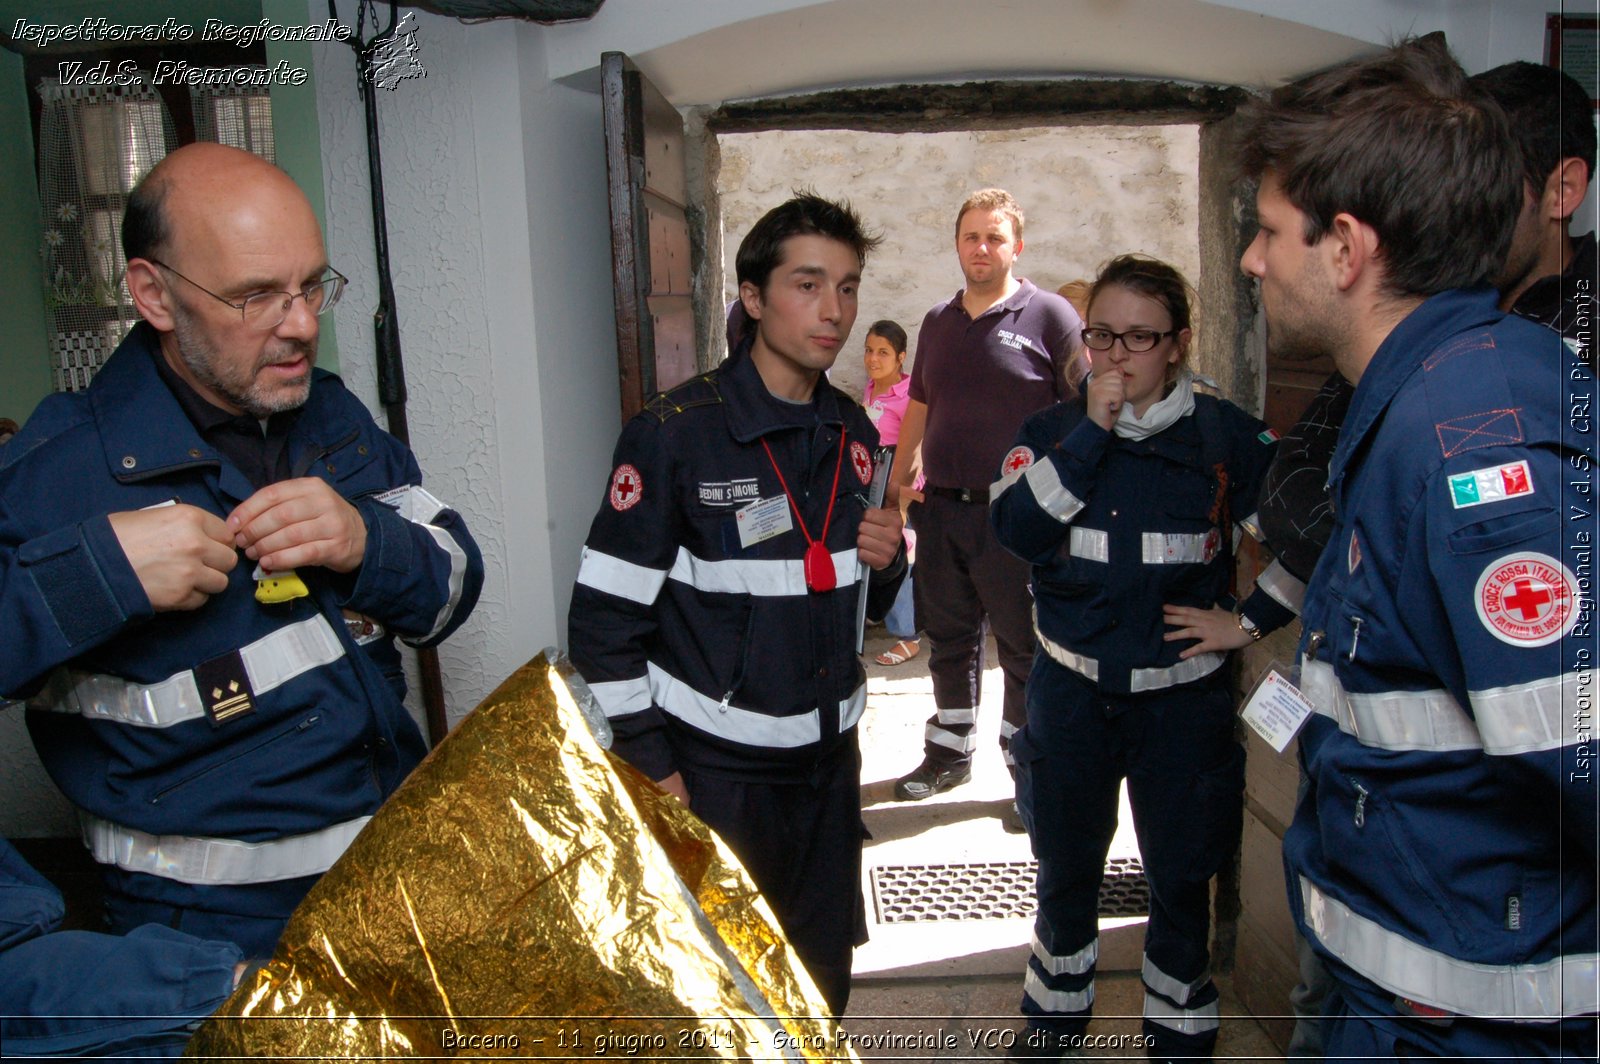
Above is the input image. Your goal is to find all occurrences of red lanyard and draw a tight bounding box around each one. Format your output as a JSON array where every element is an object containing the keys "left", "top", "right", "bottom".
[{"left": 760, "top": 429, "right": 846, "bottom": 593}]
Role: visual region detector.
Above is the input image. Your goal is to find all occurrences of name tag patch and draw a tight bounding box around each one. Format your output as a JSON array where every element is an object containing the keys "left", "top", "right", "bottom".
[
  {"left": 1448, "top": 460, "right": 1533, "bottom": 509},
  {"left": 697, "top": 477, "right": 761, "bottom": 508}
]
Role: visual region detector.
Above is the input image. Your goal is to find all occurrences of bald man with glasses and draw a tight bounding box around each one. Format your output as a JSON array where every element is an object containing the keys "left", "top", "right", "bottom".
[{"left": 0, "top": 143, "right": 482, "bottom": 957}]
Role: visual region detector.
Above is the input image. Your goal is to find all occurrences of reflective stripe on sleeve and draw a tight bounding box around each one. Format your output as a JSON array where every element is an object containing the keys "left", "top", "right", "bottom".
[
  {"left": 668, "top": 546, "right": 859, "bottom": 597},
  {"left": 1257, "top": 557, "right": 1307, "bottom": 614},
  {"left": 30, "top": 616, "right": 346, "bottom": 728},
  {"left": 1034, "top": 932, "right": 1097, "bottom": 976},
  {"left": 1142, "top": 956, "right": 1210, "bottom": 1006},
  {"left": 576, "top": 547, "right": 669, "bottom": 606},
  {"left": 416, "top": 522, "right": 468, "bottom": 641},
  {"left": 1300, "top": 876, "right": 1598, "bottom": 1019},
  {"left": 1472, "top": 671, "right": 1589, "bottom": 755},
  {"left": 647, "top": 664, "right": 864, "bottom": 748},
  {"left": 1023, "top": 460, "right": 1085, "bottom": 523},
  {"left": 81, "top": 811, "right": 369, "bottom": 885},
  {"left": 587, "top": 675, "right": 652, "bottom": 718},
  {"left": 1069, "top": 527, "right": 1108, "bottom": 562},
  {"left": 1143, "top": 993, "right": 1220, "bottom": 1034},
  {"left": 990, "top": 465, "right": 1027, "bottom": 499}
]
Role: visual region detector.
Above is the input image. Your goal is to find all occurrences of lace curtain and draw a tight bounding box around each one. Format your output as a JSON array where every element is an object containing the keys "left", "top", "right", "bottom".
[{"left": 35, "top": 71, "right": 275, "bottom": 393}]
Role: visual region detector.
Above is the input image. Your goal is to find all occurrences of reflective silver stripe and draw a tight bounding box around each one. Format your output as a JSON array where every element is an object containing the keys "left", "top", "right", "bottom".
[
  {"left": 936, "top": 705, "right": 977, "bottom": 725},
  {"left": 1023, "top": 459, "right": 1084, "bottom": 523},
  {"left": 1023, "top": 968, "right": 1094, "bottom": 1013},
  {"left": 31, "top": 616, "right": 346, "bottom": 728},
  {"left": 588, "top": 675, "right": 652, "bottom": 718},
  {"left": 990, "top": 464, "right": 1027, "bottom": 499},
  {"left": 1301, "top": 659, "right": 1482, "bottom": 752},
  {"left": 1143, "top": 992, "right": 1220, "bottom": 1034},
  {"left": 1069, "top": 526, "right": 1108, "bottom": 562},
  {"left": 1473, "top": 671, "right": 1588, "bottom": 755},
  {"left": 1300, "top": 876, "right": 1598, "bottom": 1019},
  {"left": 1141, "top": 530, "right": 1215, "bottom": 565},
  {"left": 1142, "top": 956, "right": 1209, "bottom": 1006},
  {"left": 647, "top": 665, "right": 862, "bottom": 748},
  {"left": 1257, "top": 557, "right": 1306, "bottom": 614},
  {"left": 1000, "top": 719, "right": 1018, "bottom": 739},
  {"left": 416, "top": 523, "right": 468, "bottom": 642},
  {"left": 1034, "top": 627, "right": 1222, "bottom": 692},
  {"left": 839, "top": 684, "right": 867, "bottom": 732},
  {"left": 1302, "top": 658, "right": 1584, "bottom": 755},
  {"left": 576, "top": 547, "right": 668, "bottom": 606},
  {"left": 1034, "top": 932, "right": 1097, "bottom": 976},
  {"left": 81, "top": 812, "right": 368, "bottom": 885},
  {"left": 1239, "top": 510, "right": 1263, "bottom": 542},
  {"left": 668, "top": 546, "right": 859, "bottom": 597},
  {"left": 926, "top": 722, "right": 978, "bottom": 753}
]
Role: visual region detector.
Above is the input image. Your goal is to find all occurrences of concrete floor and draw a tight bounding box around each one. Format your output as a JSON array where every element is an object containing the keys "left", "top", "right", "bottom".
[{"left": 843, "top": 628, "right": 1284, "bottom": 1061}]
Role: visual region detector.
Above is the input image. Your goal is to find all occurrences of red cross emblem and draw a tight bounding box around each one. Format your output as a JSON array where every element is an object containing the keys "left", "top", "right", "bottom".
[
  {"left": 850, "top": 441, "right": 873, "bottom": 486},
  {"left": 1474, "top": 552, "right": 1575, "bottom": 646},
  {"left": 609, "top": 463, "right": 643, "bottom": 512},
  {"left": 1002, "top": 446, "right": 1035, "bottom": 475}
]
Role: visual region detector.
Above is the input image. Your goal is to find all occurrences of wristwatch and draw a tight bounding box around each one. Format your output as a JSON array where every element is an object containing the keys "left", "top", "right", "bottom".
[{"left": 1236, "top": 612, "right": 1264, "bottom": 642}]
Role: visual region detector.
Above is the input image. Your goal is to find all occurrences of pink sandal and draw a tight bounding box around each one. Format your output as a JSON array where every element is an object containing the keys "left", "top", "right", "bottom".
[{"left": 875, "top": 639, "right": 920, "bottom": 666}]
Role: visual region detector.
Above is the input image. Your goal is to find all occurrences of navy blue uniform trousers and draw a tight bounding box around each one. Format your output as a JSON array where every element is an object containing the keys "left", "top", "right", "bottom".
[{"left": 1014, "top": 659, "right": 1243, "bottom": 1061}]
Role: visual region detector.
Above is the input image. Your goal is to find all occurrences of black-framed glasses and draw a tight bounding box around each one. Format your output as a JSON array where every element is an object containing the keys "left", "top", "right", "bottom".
[
  {"left": 1081, "top": 327, "right": 1178, "bottom": 353},
  {"left": 149, "top": 259, "right": 347, "bottom": 332}
]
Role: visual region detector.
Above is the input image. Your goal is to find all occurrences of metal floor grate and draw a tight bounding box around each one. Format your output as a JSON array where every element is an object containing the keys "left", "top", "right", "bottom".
[{"left": 871, "top": 858, "right": 1148, "bottom": 923}]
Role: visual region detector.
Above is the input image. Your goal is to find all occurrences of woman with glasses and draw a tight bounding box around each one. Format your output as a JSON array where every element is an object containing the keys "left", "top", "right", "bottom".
[{"left": 991, "top": 255, "right": 1297, "bottom": 1061}]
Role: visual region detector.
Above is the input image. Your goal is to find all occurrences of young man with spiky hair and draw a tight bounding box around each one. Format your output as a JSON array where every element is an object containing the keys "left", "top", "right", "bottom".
[
  {"left": 1239, "top": 36, "right": 1596, "bottom": 1060},
  {"left": 569, "top": 194, "right": 905, "bottom": 1014}
]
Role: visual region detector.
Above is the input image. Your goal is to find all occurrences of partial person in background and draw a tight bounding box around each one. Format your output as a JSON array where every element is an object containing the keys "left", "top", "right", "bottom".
[
  {"left": 992, "top": 255, "right": 1291, "bottom": 1061},
  {"left": 862, "top": 319, "right": 920, "bottom": 666},
  {"left": 886, "top": 188, "right": 1083, "bottom": 804},
  {"left": 1473, "top": 59, "right": 1596, "bottom": 366},
  {"left": 1056, "top": 279, "right": 1091, "bottom": 319}
]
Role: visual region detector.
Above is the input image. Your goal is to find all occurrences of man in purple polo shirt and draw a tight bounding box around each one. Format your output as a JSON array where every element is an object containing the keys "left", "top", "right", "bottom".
[{"left": 886, "top": 188, "right": 1082, "bottom": 804}]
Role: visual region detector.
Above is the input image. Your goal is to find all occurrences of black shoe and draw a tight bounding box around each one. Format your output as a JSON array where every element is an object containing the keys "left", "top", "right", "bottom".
[{"left": 893, "top": 758, "right": 972, "bottom": 801}]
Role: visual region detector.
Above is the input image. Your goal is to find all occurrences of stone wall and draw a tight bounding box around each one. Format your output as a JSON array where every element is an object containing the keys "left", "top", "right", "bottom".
[{"left": 715, "top": 124, "right": 1201, "bottom": 400}]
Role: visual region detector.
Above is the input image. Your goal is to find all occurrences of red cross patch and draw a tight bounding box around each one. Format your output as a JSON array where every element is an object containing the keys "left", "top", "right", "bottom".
[
  {"left": 609, "top": 463, "right": 643, "bottom": 512},
  {"left": 1474, "top": 552, "right": 1576, "bottom": 647},
  {"left": 850, "top": 440, "right": 874, "bottom": 486},
  {"left": 1002, "top": 446, "right": 1035, "bottom": 476}
]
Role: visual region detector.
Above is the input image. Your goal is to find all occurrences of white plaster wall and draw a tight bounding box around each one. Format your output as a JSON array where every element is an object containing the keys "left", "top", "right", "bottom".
[{"left": 718, "top": 125, "right": 1200, "bottom": 399}]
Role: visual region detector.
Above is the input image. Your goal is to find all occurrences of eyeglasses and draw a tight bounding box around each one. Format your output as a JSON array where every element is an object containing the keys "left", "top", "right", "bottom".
[
  {"left": 149, "top": 259, "right": 347, "bottom": 331},
  {"left": 1080, "top": 327, "right": 1178, "bottom": 353}
]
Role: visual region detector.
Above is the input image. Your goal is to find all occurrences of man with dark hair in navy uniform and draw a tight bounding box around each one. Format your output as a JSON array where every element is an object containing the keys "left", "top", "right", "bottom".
[
  {"left": 1239, "top": 36, "right": 1596, "bottom": 1060},
  {"left": 568, "top": 193, "right": 905, "bottom": 1014}
]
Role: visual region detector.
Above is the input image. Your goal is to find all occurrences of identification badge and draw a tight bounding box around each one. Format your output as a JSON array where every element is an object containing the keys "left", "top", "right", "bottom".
[
  {"left": 735, "top": 495, "right": 792, "bottom": 549},
  {"left": 1239, "top": 667, "right": 1315, "bottom": 753}
]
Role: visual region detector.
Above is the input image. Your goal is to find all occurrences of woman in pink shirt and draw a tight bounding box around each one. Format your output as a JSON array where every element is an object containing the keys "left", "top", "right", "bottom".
[{"left": 863, "top": 321, "right": 919, "bottom": 665}]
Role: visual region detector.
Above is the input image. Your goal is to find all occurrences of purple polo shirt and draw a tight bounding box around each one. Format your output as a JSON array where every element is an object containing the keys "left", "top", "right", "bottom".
[{"left": 909, "top": 279, "right": 1082, "bottom": 489}]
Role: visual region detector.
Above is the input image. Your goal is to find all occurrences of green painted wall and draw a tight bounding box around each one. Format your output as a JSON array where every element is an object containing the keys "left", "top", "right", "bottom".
[
  {"left": 0, "top": 47, "right": 53, "bottom": 425},
  {"left": 0, "top": 0, "right": 338, "bottom": 422}
]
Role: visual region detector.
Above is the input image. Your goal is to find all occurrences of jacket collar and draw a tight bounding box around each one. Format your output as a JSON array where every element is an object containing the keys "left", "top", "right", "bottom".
[
  {"left": 951, "top": 277, "right": 1039, "bottom": 321},
  {"left": 87, "top": 322, "right": 358, "bottom": 500},
  {"left": 1331, "top": 287, "right": 1502, "bottom": 486},
  {"left": 720, "top": 345, "right": 847, "bottom": 443}
]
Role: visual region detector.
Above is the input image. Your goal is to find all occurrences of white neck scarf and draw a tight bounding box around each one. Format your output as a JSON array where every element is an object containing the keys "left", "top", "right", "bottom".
[{"left": 1111, "top": 370, "right": 1210, "bottom": 441}]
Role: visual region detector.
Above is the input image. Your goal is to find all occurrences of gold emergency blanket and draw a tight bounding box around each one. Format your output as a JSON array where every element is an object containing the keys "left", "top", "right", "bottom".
[{"left": 187, "top": 654, "right": 852, "bottom": 1061}]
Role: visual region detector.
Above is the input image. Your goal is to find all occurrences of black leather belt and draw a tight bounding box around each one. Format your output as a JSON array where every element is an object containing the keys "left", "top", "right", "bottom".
[{"left": 927, "top": 485, "right": 989, "bottom": 504}]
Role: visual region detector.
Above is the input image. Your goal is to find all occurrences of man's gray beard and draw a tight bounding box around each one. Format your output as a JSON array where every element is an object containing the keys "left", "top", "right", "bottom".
[{"left": 172, "top": 308, "right": 313, "bottom": 418}]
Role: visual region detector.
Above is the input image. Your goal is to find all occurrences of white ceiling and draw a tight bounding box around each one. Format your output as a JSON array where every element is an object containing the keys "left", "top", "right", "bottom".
[{"left": 545, "top": 0, "right": 1384, "bottom": 106}]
